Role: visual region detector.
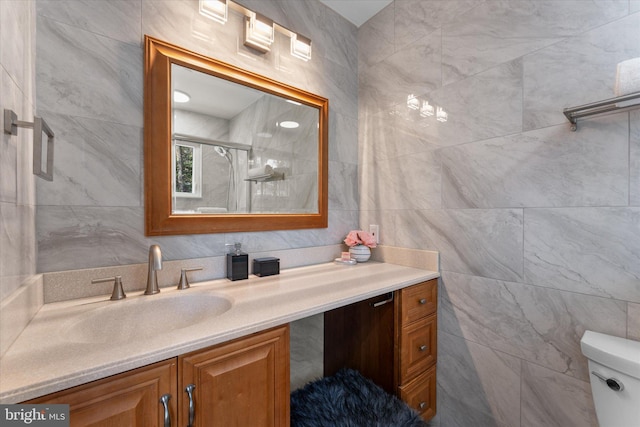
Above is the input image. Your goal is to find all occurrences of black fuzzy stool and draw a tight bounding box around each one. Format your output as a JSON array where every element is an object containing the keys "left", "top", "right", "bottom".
[{"left": 290, "top": 369, "right": 427, "bottom": 427}]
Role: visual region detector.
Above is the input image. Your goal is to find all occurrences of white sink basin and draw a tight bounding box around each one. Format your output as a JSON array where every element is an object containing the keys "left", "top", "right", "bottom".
[{"left": 64, "top": 292, "right": 232, "bottom": 344}]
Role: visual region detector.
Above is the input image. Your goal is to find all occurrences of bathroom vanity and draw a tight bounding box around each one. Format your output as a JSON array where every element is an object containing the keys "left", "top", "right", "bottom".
[{"left": 0, "top": 261, "right": 439, "bottom": 425}]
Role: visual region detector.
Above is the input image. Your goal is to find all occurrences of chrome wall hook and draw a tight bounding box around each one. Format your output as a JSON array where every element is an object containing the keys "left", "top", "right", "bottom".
[{"left": 3, "top": 109, "right": 55, "bottom": 181}]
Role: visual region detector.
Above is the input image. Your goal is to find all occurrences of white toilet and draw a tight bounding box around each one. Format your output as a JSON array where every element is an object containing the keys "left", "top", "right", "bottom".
[{"left": 580, "top": 330, "right": 640, "bottom": 427}]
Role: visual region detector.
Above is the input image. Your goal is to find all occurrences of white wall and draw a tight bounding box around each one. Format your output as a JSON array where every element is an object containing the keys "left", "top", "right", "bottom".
[{"left": 359, "top": 1, "right": 640, "bottom": 426}]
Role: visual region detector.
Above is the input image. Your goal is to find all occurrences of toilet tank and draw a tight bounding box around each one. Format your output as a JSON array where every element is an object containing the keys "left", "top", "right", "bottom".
[{"left": 580, "top": 331, "right": 640, "bottom": 427}]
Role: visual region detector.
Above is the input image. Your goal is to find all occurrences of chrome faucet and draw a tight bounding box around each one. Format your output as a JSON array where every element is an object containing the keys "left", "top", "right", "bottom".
[{"left": 145, "top": 244, "right": 162, "bottom": 295}]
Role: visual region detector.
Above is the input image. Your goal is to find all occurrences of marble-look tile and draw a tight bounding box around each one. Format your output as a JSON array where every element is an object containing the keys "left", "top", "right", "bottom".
[
  {"left": 328, "top": 161, "right": 358, "bottom": 211},
  {"left": 36, "top": 0, "right": 141, "bottom": 46},
  {"left": 0, "top": 203, "right": 36, "bottom": 301},
  {"left": 357, "top": 2, "right": 394, "bottom": 70},
  {"left": 359, "top": 29, "right": 441, "bottom": 116},
  {"left": 437, "top": 331, "right": 521, "bottom": 427},
  {"left": 440, "top": 271, "right": 627, "bottom": 381},
  {"left": 35, "top": 110, "right": 142, "bottom": 207},
  {"left": 628, "top": 303, "right": 640, "bottom": 341},
  {"left": 359, "top": 151, "right": 441, "bottom": 211},
  {"left": 632, "top": 0, "right": 640, "bottom": 13},
  {"left": 35, "top": 206, "right": 232, "bottom": 272},
  {"left": 521, "top": 362, "right": 597, "bottom": 427},
  {"left": 631, "top": 111, "right": 640, "bottom": 206},
  {"left": 394, "top": 0, "right": 481, "bottom": 51},
  {"left": 395, "top": 209, "right": 523, "bottom": 282},
  {"left": 421, "top": 59, "right": 523, "bottom": 147},
  {"left": 329, "top": 111, "right": 357, "bottom": 164},
  {"left": 0, "top": 0, "right": 34, "bottom": 94},
  {"left": 441, "top": 116, "right": 629, "bottom": 208},
  {"left": 37, "top": 15, "right": 142, "bottom": 127},
  {"left": 524, "top": 208, "right": 640, "bottom": 302},
  {"left": 523, "top": 13, "right": 640, "bottom": 130},
  {"left": 442, "top": 0, "right": 628, "bottom": 85},
  {"left": 290, "top": 314, "right": 323, "bottom": 390},
  {"left": 310, "top": 53, "right": 358, "bottom": 120}
]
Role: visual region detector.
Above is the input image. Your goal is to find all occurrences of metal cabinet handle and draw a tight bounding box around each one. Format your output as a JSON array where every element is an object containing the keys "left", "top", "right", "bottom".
[
  {"left": 419, "top": 401, "right": 426, "bottom": 409},
  {"left": 370, "top": 292, "right": 394, "bottom": 308},
  {"left": 185, "top": 383, "right": 196, "bottom": 427},
  {"left": 160, "top": 394, "right": 171, "bottom": 427},
  {"left": 419, "top": 345, "right": 427, "bottom": 352},
  {"left": 419, "top": 298, "right": 427, "bottom": 305}
]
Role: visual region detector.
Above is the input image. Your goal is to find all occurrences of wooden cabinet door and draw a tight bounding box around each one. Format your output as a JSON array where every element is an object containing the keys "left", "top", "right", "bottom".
[
  {"left": 27, "top": 359, "right": 177, "bottom": 427},
  {"left": 179, "top": 325, "right": 290, "bottom": 427}
]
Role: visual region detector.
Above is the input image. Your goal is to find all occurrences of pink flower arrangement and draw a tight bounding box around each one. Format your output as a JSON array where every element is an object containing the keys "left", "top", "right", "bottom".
[{"left": 344, "top": 230, "right": 377, "bottom": 248}]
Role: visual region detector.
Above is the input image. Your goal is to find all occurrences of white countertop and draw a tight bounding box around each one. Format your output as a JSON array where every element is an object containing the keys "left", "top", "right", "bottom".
[{"left": 0, "top": 261, "right": 438, "bottom": 403}]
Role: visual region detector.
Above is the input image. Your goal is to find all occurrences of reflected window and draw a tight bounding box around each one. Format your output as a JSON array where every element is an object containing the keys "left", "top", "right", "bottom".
[{"left": 173, "top": 141, "right": 202, "bottom": 198}]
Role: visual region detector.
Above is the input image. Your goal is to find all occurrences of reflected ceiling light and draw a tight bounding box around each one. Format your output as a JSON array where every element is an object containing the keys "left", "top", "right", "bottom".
[
  {"left": 199, "top": 0, "right": 228, "bottom": 24},
  {"left": 173, "top": 90, "right": 190, "bottom": 103},
  {"left": 420, "top": 101, "right": 434, "bottom": 117},
  {"left": 290, "top": 33, "right": 312, "bottom": 61},
  {"left": 279, "top": 121, "right": 299, "bottom": 128},
  {"left": 436, "top": 107, "right": 448, "bottom": 122},
  {"left": 407, "top": 94, "right": 419, "bottom": 110},
  {"left": 243, "top": 12, "right": 274, "bottom": 53},
  {"left": 286, "top": 99, "right": 302, "bottom": 106}
]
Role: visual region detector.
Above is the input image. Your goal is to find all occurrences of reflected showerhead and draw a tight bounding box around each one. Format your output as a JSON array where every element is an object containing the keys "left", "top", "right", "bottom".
[{"left": 214, "top": 145, "right": 233, "bottom": 163}]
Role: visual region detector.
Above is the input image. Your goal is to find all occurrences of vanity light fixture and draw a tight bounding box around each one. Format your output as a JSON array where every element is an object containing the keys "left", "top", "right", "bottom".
[
  {"left": 407, "top": 94, "right": 419, "bottom": 110},
  {"left": 290, "top": 33, "right": 312, "bottom": 62},
  {"left": 173, "top": 90, "right": 191, "bottom": 103},
  {"left": 436, "top": 106, "right": 448, "bottom": 122},
  {"left": 420, "top": 101, "right": 434, "bottom": 117},
  {"left": 199, "top": 0, "right": 228, "bottom": 24},
  {"left": 243, "top": 12, "right": 274, "bottom": 53},
  {"left": 198, "top": 0, "right": 312, "bottom": 61}
]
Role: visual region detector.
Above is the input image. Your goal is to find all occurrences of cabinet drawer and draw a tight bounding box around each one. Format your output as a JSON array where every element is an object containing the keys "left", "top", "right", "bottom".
[
  {"left": 399, "top": 279, "right": 437, "bottom": 324},
  {"left": 399, "top": 314, "right": 437, "bottom": 383},
  {"left": 398, "top": 366, "right": 436, "bottom": 421}
]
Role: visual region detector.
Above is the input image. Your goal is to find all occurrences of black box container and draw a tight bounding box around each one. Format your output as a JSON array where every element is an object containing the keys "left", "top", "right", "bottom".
[
  {"left": 253, "top": 257, "right": 280, "bottom": 277},
  {"left": 226, "top": 252, "right": 248, "bottom": 281}
]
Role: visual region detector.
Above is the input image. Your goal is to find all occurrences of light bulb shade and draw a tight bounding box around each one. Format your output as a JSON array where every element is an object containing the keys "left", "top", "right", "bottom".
[
  {"left": 291, "top": 33, "right": 312, "bottom": 61},
  {"left": 407, "top": 94, "right": 419, "bottom": 110},
  {"left": 420, "top": 101, "right": 434, "bottom": 117},
  {"left": 243, "top": 13, "right": 274, "bottom": 53},
  {"left": 199, "top": 0, "right": 227, "bottom": 24},
  {"left": 436, "top": 106, "right": 448, "bottom": 122}
]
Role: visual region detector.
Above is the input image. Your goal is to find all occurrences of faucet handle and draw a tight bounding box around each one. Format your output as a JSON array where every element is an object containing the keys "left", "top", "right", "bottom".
[
  {"left": 91, "top": 276, "right": 126, "bottom": 301},
  {"left": 177, "top": 267, "right": 203, "bottom": 290}
]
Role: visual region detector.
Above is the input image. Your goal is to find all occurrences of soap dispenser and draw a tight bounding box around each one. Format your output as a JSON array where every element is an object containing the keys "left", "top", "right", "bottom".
[{"left": 226, "top": 243, "right": 248, "bottom": 281}]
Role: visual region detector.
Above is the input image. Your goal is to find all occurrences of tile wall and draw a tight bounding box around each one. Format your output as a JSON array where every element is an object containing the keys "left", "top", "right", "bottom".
[
  {"left": 34, "top": 0, "right": 359, "bottom": 273},
  {"left": 359, "top": 1, "right": 640, "bottom": 426},
  {"left": 0, "top": 0, "right": 36, "bottom": 303}
]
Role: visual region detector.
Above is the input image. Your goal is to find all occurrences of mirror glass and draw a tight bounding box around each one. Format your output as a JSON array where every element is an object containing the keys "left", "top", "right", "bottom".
[
  {"left": 171, "top": 64, "right": 319, "bottom": 215},
  {"left": 144, "top": 36, "right": 328, "bottom": 235}
]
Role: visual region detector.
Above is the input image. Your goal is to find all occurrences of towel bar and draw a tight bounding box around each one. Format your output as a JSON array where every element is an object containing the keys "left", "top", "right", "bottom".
[{"left": 4, "top": 109, "right": 54, "bottom": 181}]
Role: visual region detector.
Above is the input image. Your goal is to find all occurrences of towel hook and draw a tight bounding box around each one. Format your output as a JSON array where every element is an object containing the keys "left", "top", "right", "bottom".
[{"left": 4, "top": 109, "right": 54, "bottom": 181}]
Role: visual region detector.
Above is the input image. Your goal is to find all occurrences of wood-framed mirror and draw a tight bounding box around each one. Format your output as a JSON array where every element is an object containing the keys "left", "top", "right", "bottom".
[{"left": 144, "top": 35, "right": 328, "bottom": 236}]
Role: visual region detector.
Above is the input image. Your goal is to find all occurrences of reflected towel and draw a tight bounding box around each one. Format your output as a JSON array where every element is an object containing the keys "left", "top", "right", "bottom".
[{"left": 248, "top": 165, "right": 274, "bottom": 179}]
